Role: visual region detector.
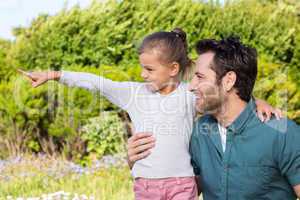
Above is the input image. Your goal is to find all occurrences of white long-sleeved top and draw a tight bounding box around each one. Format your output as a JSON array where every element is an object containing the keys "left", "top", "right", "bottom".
[{"left": 59, "top": 71, "right": 196, "bottom": 178}]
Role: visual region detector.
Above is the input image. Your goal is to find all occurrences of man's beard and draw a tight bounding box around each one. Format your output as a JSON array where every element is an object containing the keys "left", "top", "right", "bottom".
[{"left": 196, "top": 88, "right": 225, "bottom": 115}]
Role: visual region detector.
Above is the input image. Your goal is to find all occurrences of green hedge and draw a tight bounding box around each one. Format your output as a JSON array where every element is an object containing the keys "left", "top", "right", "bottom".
[{"left": 0, "top": 65, "right": 140, "bottom": 159}]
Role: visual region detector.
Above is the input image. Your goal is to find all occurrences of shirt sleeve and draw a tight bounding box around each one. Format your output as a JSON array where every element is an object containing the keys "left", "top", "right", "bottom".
[
  {"left": 59, "top": 71, "right": 137, "bottom": 110},
  {"left": 277, "top": 120, "right": 300, "bottom": 186},
  {"left": 189, "top": 125, "right": 201, "bottom": 176},
  {"left": 191, "top": 155, "right": 201, "bottom": 176}
]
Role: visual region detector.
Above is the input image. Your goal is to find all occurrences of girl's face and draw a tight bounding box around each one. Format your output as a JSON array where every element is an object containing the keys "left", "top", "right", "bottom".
[{"left": 139, "top": 51, "right": 178, "bottom": 93}]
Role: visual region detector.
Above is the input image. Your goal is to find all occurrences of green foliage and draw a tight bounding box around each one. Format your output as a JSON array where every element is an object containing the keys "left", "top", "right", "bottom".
[
  {"left": 254, "top": 57, "right": 300, "bottom": 122},
  {"left": 8, "top": 0, "right": 300, "bottom": 68},
  {"left": 0, "top": 65, "right": 140, "bottom": 158},
  {"left": 81, "top": 111, "right": 126, "bottom": 159},
  {"left": 0, "top": 76, "right": 48, "bottom": 157},
  {"left": 0, "top": 39, "right": 13, "bottom": 80}
]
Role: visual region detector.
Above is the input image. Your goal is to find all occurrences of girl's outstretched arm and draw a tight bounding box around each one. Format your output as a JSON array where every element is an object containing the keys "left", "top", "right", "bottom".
[
  {"left": 18, "top": 69, "right": 137, "bottom": 110},
  {"left": 18, "top": 69, "right": 60, "bottom": 87}
]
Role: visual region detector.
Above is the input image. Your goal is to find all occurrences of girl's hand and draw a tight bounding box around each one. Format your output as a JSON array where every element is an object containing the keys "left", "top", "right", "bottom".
[
  {"left": 255, "top": 98, "right": 283, "bottom": 122},
  {"left": 17, "top": 69, "right": 61, "bottom": 88}
]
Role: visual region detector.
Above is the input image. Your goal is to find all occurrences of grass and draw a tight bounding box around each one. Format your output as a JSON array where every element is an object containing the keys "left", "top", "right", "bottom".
[
  {"left": 0, "top": 155, "right": 203, "bottom": 200},
  {"left": 0, "top": 155, "right": 134, "bottom": 199},
  {"left": 1, "top": 168, "right": 133, "bottom": 199}
]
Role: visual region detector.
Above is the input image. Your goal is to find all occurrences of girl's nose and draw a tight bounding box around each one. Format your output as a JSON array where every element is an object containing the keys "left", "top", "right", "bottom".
[{"left": 141, "top": 70, "right": 148, "bottom": 79}]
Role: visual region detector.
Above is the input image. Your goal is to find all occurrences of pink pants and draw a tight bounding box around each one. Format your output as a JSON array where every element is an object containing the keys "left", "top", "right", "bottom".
[{"left": 133, "top": 176, "right": 198, "bottom": 200}]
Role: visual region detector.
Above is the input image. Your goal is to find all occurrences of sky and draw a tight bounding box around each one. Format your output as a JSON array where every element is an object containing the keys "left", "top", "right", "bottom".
[{"left": 0, "top": 0, "right": 92, "bottom": 40}]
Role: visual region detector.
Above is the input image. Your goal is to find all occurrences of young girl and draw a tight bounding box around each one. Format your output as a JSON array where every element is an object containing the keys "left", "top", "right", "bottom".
[{"left": 19, "top": 28, "right": 280, "bottom": 200}]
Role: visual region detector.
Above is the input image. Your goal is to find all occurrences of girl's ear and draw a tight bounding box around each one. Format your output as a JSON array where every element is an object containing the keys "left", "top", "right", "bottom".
[{"left": 169, "top": 62, "right": 180, "bottom": 77}]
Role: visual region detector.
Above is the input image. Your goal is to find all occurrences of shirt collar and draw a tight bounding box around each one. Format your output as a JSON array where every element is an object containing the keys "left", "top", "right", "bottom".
[
  {"left": 210, "top": 98, "right": 256, "bottom": 135},
  {"left": 227, "top": 98, "right": 256, "bottom": 134}
]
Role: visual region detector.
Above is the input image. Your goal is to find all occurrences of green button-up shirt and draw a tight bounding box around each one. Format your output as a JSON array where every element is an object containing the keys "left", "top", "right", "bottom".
[{"left": 190, "top": 99, "right": 300, "bottom": 200}]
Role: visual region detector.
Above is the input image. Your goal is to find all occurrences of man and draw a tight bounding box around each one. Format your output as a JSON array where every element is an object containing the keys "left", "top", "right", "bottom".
[{"left": 127, "top": 36, "right": 300, "bottom": 199}]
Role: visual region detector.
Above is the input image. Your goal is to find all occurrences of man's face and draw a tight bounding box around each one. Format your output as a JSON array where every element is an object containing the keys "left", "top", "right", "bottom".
[{"left": 188, "top": 52, "right": 225, "bottom": 113}]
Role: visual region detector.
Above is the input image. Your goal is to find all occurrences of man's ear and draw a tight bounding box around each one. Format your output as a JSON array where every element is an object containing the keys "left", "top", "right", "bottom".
[
  {"left": 222, "top": 71, "right": 236, "bottom": 91},
  {"left": 169, "top": 62, "right": 180, "bottom": 77}
]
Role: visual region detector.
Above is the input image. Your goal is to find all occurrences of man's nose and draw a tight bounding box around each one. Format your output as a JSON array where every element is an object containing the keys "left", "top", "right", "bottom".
[
  {"left": 188, "top": 78, "right": 196, "bottom": 92},
  {"left": 187, "top": 84, "right": 193, "bottom": 92}
]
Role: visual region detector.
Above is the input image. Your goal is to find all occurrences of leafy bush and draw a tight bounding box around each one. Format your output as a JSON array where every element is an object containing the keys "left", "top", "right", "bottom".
[
  {"left": 81, "top": 111, "right": 126, "bottom": 160},
  {"left": 0, "top": 39, "right": 13, "bottom": 80},
  {"left": 0, "top": 65, "right": 140, "bottom": 159}
]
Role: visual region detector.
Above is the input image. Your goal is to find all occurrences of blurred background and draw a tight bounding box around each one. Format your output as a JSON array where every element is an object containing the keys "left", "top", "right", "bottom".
[{"left": 0, "top": 0, "right": 299, "bottom": 199}]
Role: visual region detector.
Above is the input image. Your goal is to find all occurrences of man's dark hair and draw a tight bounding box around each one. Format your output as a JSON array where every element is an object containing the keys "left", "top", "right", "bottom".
[{"left": 196, "top": 36, "right": 257, "bottom": 102}]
